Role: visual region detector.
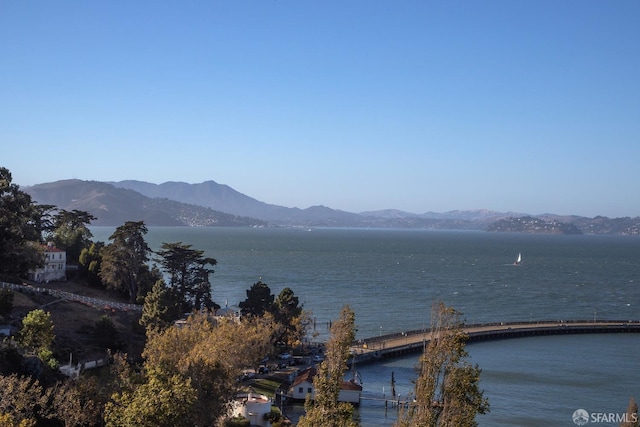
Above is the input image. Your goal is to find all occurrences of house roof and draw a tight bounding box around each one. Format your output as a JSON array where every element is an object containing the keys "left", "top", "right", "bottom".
[
  {"left": 292, "top": 366, "right": 316, "bottom": 387},
  {"left": 291, "top": 367, "right": 362, "bottom": 391},
  {"left": 341, "top": 379, "right": 363, "bottom": 391},
  {"left": 42, "top": 244, "right": 65, "bottom": 253}
]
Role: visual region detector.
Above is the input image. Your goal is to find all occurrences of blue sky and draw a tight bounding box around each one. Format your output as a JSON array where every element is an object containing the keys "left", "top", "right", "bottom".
[{"left": 2, "top": 1, "right": 639, "bottom": 217}]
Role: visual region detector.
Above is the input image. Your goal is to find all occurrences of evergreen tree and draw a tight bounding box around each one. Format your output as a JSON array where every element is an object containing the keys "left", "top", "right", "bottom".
[
  {"left": 135, "top": 263, "right": 164, "bottom": 303},
  {"left": 298, "top": 305, "right": 358, "bottom": 427},
  {"left": 50, "top": 209, "right": 96, "bottom": 264},
  {"left": 239, "top": 281, "right": 274, "bottom": 317},
  {"left": 394, "top": 302, "right": 489, "bottom": 427},
  {"left": 140, "top": 280, "right": 182, "bottom": 333},
  {"left": 155, "top": 242, "right": 218, "bottom": 313},
  {"left": 0, "top": 289, "right": 14, "bottom": 318},
  {"left": 0, "top": 167, "right": 45, "bottom": 277},
  {"left": 100, "top": 221, "right": 151, "bottom": 303},
  {"left": 273, "top": 287, "right": 307, "bottom": 347}
]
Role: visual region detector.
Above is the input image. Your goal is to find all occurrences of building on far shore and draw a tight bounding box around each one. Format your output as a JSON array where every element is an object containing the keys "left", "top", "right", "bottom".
[
  {"left": 28, "top": 243, "right": 66, "bottom": 283},
  {"left": 288, "top": 366, "right": 362, "bottom": 404}
]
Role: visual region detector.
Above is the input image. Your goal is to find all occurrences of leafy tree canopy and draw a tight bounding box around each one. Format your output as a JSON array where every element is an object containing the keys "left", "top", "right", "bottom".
[
  {"left": 0, "top": 167, "right": 45, "bottom": 277},
  {"left": 50, "top": 209, "right": 96, "bottom": 263},
  {"left": 78, "top": 241, "right": 105, "bottom": 287},
  {"left": 104, "top": 368, "right": 197, "bottom": 427},
  {"left": 298, "top": 305, "right": 358, "bottom": 427},
  {"left": 17, "top": 309, "right": 55, "bottom": 355},
  {"left": 394, "top": 302, "right": 489, "bottom": 427},
  {"left": 107, "top": 312, "right": 274, "bottom": 426}
]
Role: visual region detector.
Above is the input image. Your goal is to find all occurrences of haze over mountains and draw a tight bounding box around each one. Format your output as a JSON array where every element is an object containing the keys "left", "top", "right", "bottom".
[
  {"left": 24, "top": 179, "right": 520, "bottom": 229},
  {"left": 22, "top": 179, "right": 639, "bottom": 234},
  {"left": 24, "top": 180, "right": 267, "bottom": 227}
]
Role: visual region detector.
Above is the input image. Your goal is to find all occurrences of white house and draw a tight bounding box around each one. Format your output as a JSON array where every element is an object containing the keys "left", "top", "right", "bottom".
[
  {"left": 230, "top": 392, "right": 272, "bottom": 427},
  {"left": 29, "top": 243, "right": 66, "bottom": 283},
  {"left": 289, "top": 366, "right": 363, "bottom": 404}
]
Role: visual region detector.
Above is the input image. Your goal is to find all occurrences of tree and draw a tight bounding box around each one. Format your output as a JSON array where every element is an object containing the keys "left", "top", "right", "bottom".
[
  {"left": 621, "top": 397, "right": 639, "bottom": 427},
  {"left": 155, "top": 242, "right": 218, "bottom": 313},
  {"left": 273, "top": 287, "right": 307, "bottom": 348},
  {"left": 104, "top": 367, "right": 197, "bottom": 427},
  {"left": 0, "top": 289, "right": 14, "bottom": 318},
  {"left": 49, "top": 378, "right": 102, "bottom": 427},
  {"left": 135, "top": 263, "right": 163, "bottom": 303},
  {"left": 100, "top": 221, "right": 152, "bottom": 303},
  {"left": 140, "top": 280, "right": 182, "bottom": 334},
  {"left": 0, "top": 167, "right": 45, "bottom": 277},
  {"left": 118, "top": 312, "right": 274, "bottom": 426},
  {"left": 298, "top": 305, "right": 358, "bottom": 427},
  {"left": 239, "top": 281, "right": 274, "bottom": 317},
  {"left": 17, "top": 309, "right": 55, "bottom": 355},
  {"left": 394, "top": 302, "right": 489, "bottom": 427},
  {"left": 93, "top": 315, "right": 122, "bottom": 351},
  {"left": 79, "top": 241, "right": 104, "bottom": 287},
  {"left": 0, "top": 374, "right": 50, "bottom": 426},
  {"left": 50, "top": 209, "right": 96, "bottom": 264}
]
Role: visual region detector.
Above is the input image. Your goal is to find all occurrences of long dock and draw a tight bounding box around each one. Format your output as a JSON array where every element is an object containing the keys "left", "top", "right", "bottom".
[{"left": 350, "top": 320, "right": 640, "bottom": 365}]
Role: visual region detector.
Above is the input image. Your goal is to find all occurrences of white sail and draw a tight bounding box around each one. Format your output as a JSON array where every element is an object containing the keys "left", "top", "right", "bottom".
[{"left": 516, "top": 253, "right": 522, "bottom": 264}]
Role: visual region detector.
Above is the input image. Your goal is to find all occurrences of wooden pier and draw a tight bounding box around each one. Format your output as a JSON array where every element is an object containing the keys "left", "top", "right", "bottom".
[{"left": 350, "top": 320, "right": 640, "bottom": 365}]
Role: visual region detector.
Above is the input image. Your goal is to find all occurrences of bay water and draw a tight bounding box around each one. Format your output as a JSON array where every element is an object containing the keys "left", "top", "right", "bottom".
[{"left": 91, "top": 226, "right": 640, "bottom": 426}]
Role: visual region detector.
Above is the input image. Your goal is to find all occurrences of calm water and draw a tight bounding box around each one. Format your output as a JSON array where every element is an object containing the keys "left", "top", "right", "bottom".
[{"left": 91, "top": 226, "right": 640, "bottom": 426}]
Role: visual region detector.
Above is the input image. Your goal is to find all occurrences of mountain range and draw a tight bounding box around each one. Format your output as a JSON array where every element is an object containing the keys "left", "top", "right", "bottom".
[
  {"left": 24, "top": 179, "right": 514, "bottom": 228},
  {"left": 22, "top": 179, "right": 640, "bottom": 234}
]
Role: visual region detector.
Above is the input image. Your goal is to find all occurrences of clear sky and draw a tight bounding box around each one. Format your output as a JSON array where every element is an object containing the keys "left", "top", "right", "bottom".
[{"left": 2, "top": 1, "right": 639, "bottom": 218}]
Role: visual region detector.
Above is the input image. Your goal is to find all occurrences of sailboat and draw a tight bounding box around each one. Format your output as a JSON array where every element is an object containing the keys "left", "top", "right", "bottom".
[{"left": 514, "top": 252, "right": 522, "bottom": 265}]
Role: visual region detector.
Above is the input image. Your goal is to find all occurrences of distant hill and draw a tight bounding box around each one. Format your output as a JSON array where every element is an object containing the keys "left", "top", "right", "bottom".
[
  {"left": 24, "top": 180, "right": 267, "bottom": 227},
  {"left": 359, "top": 208, "right": 524, "bottom": 221},
  {"left": 487, "top": 216, "right": 583, "bottom": 234},
  {"left": 110, "top": 180, "right": 511, "bottom": 228},
  {"left": 111, "top": 180, "right": 372, "bottom": 227},
  {"left": 21, "top": 179, "right": 640, "bottom": 233}
]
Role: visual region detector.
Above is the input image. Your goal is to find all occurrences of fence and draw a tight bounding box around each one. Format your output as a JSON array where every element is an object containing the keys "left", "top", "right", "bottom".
[{"left": 0, "top": 281, "right": 142, "bottom": 312}]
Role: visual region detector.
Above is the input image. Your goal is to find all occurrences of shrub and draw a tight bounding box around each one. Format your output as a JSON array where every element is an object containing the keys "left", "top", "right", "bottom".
[
  {"left": 0, "top": 289, "right": 14, "bottom": 317},
  {"left": 224, "top": 416, "right": 250, "bottom": 426},
  {"left": 94, "top": 315, "right": 121, "bottom": 350}
]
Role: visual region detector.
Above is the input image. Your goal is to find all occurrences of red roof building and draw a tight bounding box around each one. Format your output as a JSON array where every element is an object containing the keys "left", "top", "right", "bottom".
[{"left": 289, "top": 366, "right": 362, "bottom": 404}]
